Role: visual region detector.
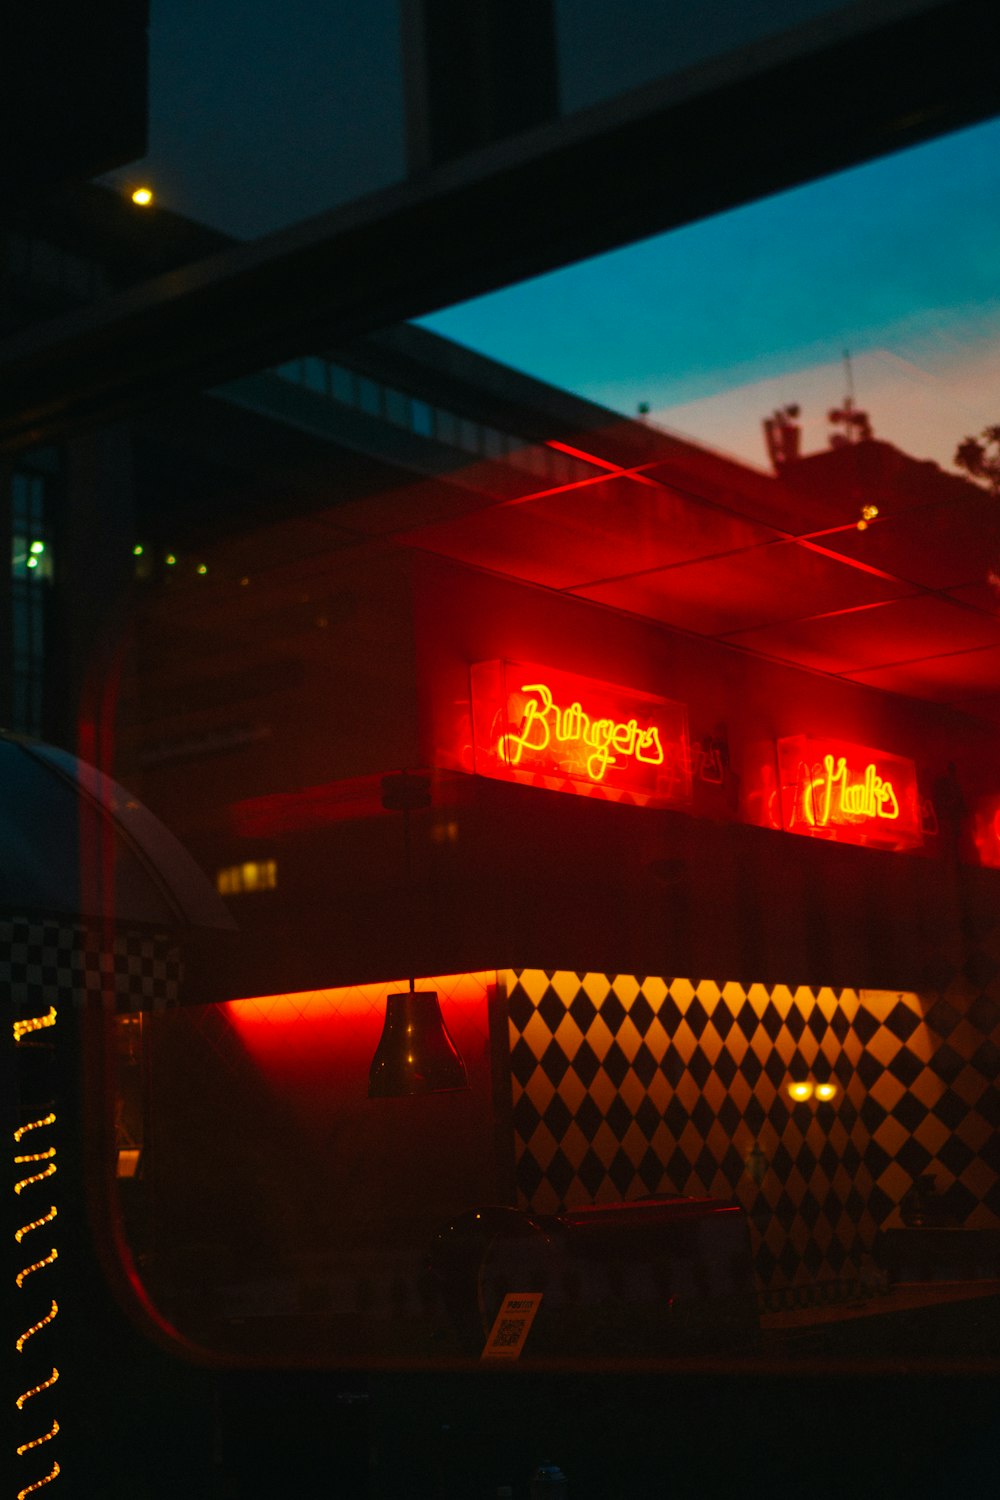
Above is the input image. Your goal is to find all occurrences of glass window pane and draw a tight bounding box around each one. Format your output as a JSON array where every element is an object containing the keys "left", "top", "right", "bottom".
[
  {"left": 357, "top": 375, "right": 382, "bottom": 417},
  {"left": 302, "top": 357, "right": 328, "bottom": 395},
  {"left": 329, "top": 363, "right": 356, "bottom": 404},
  {"left": 384, "top": 386, "right": 411, "bottom": 427},
  {"left": 411, "top": 398, "right": 433, "bottom": 437}
]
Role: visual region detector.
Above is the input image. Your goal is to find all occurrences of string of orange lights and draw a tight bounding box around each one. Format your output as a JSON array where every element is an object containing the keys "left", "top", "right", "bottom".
[{"left": 14, "top": 1008, "right": 62, "bottom": 1500}]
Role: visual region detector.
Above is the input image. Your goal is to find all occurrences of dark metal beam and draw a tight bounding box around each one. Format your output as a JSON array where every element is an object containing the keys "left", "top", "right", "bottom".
[{"left": 1, "top": 0, "right": 998, "bottom": 453}]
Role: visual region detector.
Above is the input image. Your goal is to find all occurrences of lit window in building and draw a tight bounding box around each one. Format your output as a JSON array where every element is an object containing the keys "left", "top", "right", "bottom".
[
  {"left": 434, "top": 407, "right": 459, "bottom": 446},
  {"left": 410, "top": 398, "right": 433, "bottom": 437},
  {"left": 215, "top": 860, "right": 278, "bottom": 895},
  {"left": 458, "top": 417, "right": 482, "bottom": 453},
  {"left": 328, "top": 363, "right": 356, "bottom": 404},
  {"left": 9, "top": 465, "right": 54, "bottom": 737},
  {"left": 357, "top": 376, "right": 383, "bottom": 417},
  {"left": 302, "top": 357, "right": 328, "bottom": 395},
  {"left": 384, "top": 386, "right": 412, "bottom": 428}
]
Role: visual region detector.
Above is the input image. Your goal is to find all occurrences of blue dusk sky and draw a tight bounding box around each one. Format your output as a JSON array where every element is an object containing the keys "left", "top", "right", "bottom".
[
  {"left": 106, "top": 5, "right": 999, "bottom": 474},
  {"left": 420, "top": 116, "right": 1000, "bottom": 473}
]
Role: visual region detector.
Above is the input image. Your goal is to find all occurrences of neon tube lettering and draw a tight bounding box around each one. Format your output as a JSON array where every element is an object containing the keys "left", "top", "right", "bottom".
[
  {"left": 804, "top": 754, "right": 900, "bottom": 827},
  {"left": 506, "top": 683, "right": 665, "bottom": 784}
]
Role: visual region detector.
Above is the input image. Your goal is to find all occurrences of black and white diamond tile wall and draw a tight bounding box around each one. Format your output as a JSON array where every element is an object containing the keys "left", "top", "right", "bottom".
[
  {"left": 1, "top": 917, "right": 183, "bottom": 1012},
  {"left": 503, "top": 970, "right": 1000, "bottom": 1293}
]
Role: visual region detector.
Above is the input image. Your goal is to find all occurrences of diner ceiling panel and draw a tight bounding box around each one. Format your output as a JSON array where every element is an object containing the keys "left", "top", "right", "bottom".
[
  {"left": 395, "top": 436, "right": 1000, "bottom": 711},
  {"left": 723, "top": 595, "right": 1000, "bottom": 676},
  {"left": 842, "top": 644, "right": 1000, "bottom": 701},
  {"left": 397, "top": 474, "right": 779, "bottom": 589},
  {"left": 571, "top": 540, "right": 913, "bottom": 636},
  {"left": 637, "top": 453, "right": 816, "bottom": 536},
  {"left": 808, "top": 494, "right": 1000, "bottom": 591}
]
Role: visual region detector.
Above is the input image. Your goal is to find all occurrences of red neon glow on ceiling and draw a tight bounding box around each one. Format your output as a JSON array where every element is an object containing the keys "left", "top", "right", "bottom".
[
  {"left": 471, "top": 659, "right": 691, "bottom": 808},
  {"left": 777, "top": 735, "right": 922, "bottom": 850}
]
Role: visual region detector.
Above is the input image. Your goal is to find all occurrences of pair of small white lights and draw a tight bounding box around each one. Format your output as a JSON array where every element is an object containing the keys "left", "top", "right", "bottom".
[
  {"left": 787, "top": 1080, "right": 838, "bottom": 1102},
  {"left": 25, "top": 540, "right": 45, "bottom": 570}
]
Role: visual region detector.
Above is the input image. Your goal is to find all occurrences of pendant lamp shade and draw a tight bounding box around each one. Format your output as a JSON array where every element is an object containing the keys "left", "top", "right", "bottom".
[{"left": 368, "top": 990, "right": 469, "bottom": 1098}]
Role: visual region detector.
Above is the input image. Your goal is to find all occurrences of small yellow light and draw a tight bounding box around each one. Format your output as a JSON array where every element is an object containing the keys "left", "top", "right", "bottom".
[
  {"left": 197, "top": 563, "right": 208, "bottom": 575},
  {"left": 17, "top": 1457, "right": 60, "bottom": 1498},
  {"left": 13, "top": 1010, "right": 57, "bottom": 1043},
  {"left": 131, "top": 186, "right": 154, "bottom": 207},
  {"left": 861, "top": 503, "right": 879, "bottom": 522},
  {"left": 856, "top": 518, "right": 868, "bottom": 531},
  {"left": 14, "top": 1110, "right": 56, "bottom": 1139},
  {"left": 16, "top": 1420, "right": 59, "bottom": 1457},
  {"left": 815, "top": 1082, "right": 837, "bottom": 1101},
  {"left": 788, "top": 1081, "right": 813, "bottom": 1102},
  {"left": 133, "top": 543, "right": 144, "bottom": 556},
  {"left": 165, "top": 553, "right": 176, "bottom": 566}
]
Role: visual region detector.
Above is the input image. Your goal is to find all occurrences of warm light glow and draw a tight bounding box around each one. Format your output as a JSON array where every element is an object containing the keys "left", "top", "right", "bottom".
[
  {"left": 227, "top": 970, "right": 493, "bottom": 1026},
  {"left": 16, "top": 1370, "right": 59, "bottom": 1410},
  {"left": 130, "top": 186, "right": 153, "bottom": 206},
  {"left": 16, "top": 1250, "right": 58, "bottom": 1288},
  {"left": 196, "top": 563, "right": 208, "bottom": 575},
  {"left": 216, "top": 859, "right": 277, "bottom": 895},
  {"left": 15, "top": 1164, "right": 56, "bottom": 1195},
  {"left": 16, "top": 1421, "right": 58, "bottom": 1457},
  {"left": 471, "top": 659, "right": 691, "bottom": 807},
  {"left": 15, "top": 1207, "right": 57, "bottom": 1245},
  {"left": 16, "top": 1303, "right": 57, "bottom": 1353},
  {"left": 14, "top": 1010, "right": 57, "bottom": 1043},
  {"left": 132, "top": 543, "right": 144, "bottom": 556},
  {"left": 787, "top": 1078, "right": 838, "bottom": 1102},
  {"left": 778, "top": 736, "right": 922, "bottom": 850},
  {"left": 14, "top": 1015, "right": 62, "bottom": 1496},
  {"left": 861, "top": 503, "right": 879, "bottom": 521},
  {"left": 116, "top": 1147, "right": 142, "bottom": 1179},
  {"left": 165, "top": 553, "right": 177, "bottom": 566},
  {"left": 507, "top": 681, "right": 665, "bottom": 783},
  {"left": 14, "top": 1114, "right": 56, "bottom": 1142},
  {"left": 17, "top": 1460, "right": 60, "bottom": 1500},
  {"left": 806, "top": 755, "right": 899, "bottom": 825}
]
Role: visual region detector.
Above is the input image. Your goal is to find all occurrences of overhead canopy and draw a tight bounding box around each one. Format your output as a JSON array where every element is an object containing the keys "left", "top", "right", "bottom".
[{"left": 0, "top": 733, "right": 235, "bottom": 931}]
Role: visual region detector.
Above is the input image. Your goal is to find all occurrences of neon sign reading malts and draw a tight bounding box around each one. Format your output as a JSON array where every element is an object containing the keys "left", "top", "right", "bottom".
[
  {"left": 810, "top": 755, "right": 899, "bottom": 824},
  {"left": 777, "top": 735, "right": 922, "bottom": 850},
  {"left": 471, "top": 660, "right": 690, "bottom": 808}
]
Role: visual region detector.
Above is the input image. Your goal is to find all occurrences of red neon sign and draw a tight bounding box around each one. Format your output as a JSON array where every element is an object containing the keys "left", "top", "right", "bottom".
[
  {"left": 470, "top": 660, "right": 691, "bottom": 807},
  {"left": 777, "top": 735, "right": 922, "bottom": 850}
]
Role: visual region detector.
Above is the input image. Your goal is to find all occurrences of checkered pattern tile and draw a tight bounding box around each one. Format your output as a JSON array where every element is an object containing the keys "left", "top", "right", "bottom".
[
  {"left": 1, "top": 917, "right": 183, "bottom": 1013},
  {"left": 503, "top": 970, "right": 1000, "bottom": 1295}
]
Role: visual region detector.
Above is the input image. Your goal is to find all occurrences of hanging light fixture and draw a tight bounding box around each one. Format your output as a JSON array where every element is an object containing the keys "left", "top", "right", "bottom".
[
  {"left": 368, "top": 772, "right": 469, "bottom": 1098},
  {"left": 368, "top": 986, "right": 468, "bottom": 1097}
]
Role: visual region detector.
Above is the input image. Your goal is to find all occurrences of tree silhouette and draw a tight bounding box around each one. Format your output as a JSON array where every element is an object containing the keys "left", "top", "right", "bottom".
[{"left": 954, "top": 425, "right": 1000, "bottom": 495}]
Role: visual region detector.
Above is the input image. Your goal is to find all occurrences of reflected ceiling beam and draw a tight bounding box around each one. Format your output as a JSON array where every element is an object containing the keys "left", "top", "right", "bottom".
[{"left": 1, "top": 0, "right": 998, "bottom": 452}]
